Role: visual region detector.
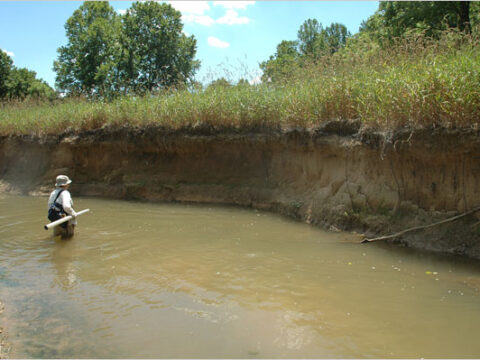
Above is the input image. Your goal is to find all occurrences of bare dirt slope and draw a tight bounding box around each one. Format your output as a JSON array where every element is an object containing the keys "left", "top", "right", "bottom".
[{"left": 2, "top": 122, "right": 480, "bottom": 258}]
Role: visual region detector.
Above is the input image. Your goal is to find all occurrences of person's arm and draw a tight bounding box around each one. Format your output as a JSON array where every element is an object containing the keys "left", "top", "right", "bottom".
[
  {"left": 47, "top": 191, "right": 55, "bottom": 210},
  {"left": 61, "top": 191, "right": 77, "bottom": 217}
]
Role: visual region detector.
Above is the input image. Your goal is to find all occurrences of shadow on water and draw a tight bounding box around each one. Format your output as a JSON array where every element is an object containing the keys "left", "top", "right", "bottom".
[{"left": 373, "top": 240, "right": 480, "bottom": 273}]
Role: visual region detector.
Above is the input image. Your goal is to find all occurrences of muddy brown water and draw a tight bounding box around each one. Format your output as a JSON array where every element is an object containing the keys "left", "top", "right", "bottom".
[{"left": 1, "top": 195, "right": 480, "bottom": 358}]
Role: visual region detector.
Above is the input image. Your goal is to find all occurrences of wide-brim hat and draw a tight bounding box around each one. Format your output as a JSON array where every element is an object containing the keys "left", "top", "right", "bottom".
[{"left": 55, "top": 175, "right": 72, "bottom": 187}]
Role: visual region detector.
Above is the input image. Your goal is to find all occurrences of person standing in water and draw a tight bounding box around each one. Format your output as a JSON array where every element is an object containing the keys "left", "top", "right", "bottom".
[{"left": 47, "top": 175, "right": 77, "bottom": 237}]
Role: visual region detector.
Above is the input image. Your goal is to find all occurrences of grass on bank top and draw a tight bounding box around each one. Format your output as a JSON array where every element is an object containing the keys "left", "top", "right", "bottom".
[{"left": 1, "top": 30, "right": 480, "bottom": 137}]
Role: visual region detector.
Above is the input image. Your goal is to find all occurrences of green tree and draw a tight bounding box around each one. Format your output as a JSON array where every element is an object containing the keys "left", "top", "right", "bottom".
[
  {"left": 297, "top": 20, "right": 351, "bottom": 58},
  {"left": 26, "top": 78, "right": 56, "bottom": 100},
  {"left": 1, "top": 51, "right": 55, "bottom": 101},
  {"left": 260, "top": 40, "right": 300, "bottom": 82},
  {"left": 7, "top": 68, "right": 56, "bottom": 100},
  {"left": 236, "top": 78, "right": 250, "bottom": 87},
  {"left": 54, "top": 1, "right": 199, "bottom": 97},
  {"left": 470, "top": 2, "right": 480, "bottom": 30},
  {"left": 54, "top": 1, "right": 121, "bottom": 97},
  {"left": 387, "top": 1, "right": 470, "bottom": 35},
  {"left": 359, "top": 11, "right": 388, "bottom": 41},
  {"left": 0, "top": 51, "right": 13, "bottom": 99},
  {"left": 361, "top": 1, "right": 472, "bottom": 41},
  {"left": 297, "top": 19, "right": 328, "bottom": 59},
  {"left": 121, "top": 1, "right": 200, "bottom": 93},
  {"left": 260, "top": 20, "right": 350, "bottom": 82},
  {"left": 206, "top": 77, "right": 231, "bottom": 91},
  {"left": 325, "top": 23, "right": 351, "bottom": 54}
]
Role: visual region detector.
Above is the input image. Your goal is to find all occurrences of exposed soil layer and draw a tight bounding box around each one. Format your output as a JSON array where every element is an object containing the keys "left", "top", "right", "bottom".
[{"left": 2, "top": 121, "right": 480, "bottom": 258}]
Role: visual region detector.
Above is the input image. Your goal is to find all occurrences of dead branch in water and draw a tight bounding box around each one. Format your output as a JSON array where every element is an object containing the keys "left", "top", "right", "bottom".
[{"left": 361, "top": 206, "right": 480, "bottom": 243}]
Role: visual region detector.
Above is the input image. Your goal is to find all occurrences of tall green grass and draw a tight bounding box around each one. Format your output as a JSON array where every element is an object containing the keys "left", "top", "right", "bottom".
[{"left": 1, "top": 30, "right": 479, "bottom": 136}]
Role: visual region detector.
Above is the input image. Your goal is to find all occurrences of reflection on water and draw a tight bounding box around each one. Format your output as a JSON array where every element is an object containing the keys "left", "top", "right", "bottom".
[{"left": 1, "top": 195, "right": 480, "bottom": 358}]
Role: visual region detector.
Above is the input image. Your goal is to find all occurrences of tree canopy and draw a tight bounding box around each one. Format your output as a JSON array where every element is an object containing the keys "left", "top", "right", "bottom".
[
  {"left": 0, "top": 51, "right": 13, "bottom": 98},
  {"left": 259, "top": 41, "right": 300, "bottom": 83},
  {"left": 54, "top": 1, "right": 199, "bottom": 98},
  {"left": 260, "top": 2, "right": 479, "bottom": 84},
  {"left": 54, "top": 2, "right": 121, "bottom": 97},
  {"left": 122, "top": 2, "right": 199, "bottom": 93},
  {"left": 0, "top": 51, "right": 55, "bottom": 101},
  {"left": 260, "top": 20, "right": 350, "bottom": 82},
  {"left": 360, "top": 1, "right": 475, "bottom": 41}
]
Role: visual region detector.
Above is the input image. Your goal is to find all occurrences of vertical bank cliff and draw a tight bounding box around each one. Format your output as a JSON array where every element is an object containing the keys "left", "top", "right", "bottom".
[{"left": 1, "top": 123, "right": 480, "bottom": 258}]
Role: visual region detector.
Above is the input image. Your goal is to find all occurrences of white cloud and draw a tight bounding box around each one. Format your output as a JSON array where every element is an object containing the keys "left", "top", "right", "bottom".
[
  {"left": 213, "top": 1, "right": 255, "bottom": 10},
  {"left": 169, "top": 1, "right": 214, "bottom": 26},
  {"left": 182, "top": 14, "right": 215, "bottom": 27},
  {"left": 169, "top": 1, "right": 210, "bottom": 15},
  {"left": 1, "top": 49, "right": 14, "bottom": 57},
  {"left": 216, "top": 9, "right": 249, "bottom": 25},
  {"left": 117, "top": 9, "right": 127, "bottom": 15},
  {"left": 208, "top": 36, "right": 230, "bottom": 48},
  {"left": 169, "top": 0, "right": 251, "bottom": 27}
]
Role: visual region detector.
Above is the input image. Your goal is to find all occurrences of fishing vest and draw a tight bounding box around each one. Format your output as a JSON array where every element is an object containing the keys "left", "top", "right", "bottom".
[{"left": 47, "top": 189, "right": 65, "bottom": 222}]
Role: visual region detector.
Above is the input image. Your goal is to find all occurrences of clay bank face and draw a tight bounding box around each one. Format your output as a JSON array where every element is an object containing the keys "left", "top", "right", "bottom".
[{"left": 1, "top": 196, "right": 480, "bottom": 358}]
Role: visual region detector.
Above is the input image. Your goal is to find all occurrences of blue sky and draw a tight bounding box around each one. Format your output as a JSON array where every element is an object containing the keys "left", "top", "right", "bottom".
[{"left": 0, "top": 1, "right": 379, "bottom": 88}]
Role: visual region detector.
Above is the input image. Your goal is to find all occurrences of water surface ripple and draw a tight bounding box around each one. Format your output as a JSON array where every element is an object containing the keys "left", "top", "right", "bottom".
[{"left": 1, "top": 195, "right": 480, "bottom": 358}]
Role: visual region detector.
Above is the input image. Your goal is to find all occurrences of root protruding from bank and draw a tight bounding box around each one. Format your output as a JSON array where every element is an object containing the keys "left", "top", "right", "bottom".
[{"left": 361, "top": 206, "right": 480, "bottom": 243}]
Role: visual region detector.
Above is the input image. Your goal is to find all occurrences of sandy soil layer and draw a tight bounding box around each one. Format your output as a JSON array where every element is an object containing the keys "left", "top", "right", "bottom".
[{"left": 1, "top": 121, "right": 480, "bottom": 258}]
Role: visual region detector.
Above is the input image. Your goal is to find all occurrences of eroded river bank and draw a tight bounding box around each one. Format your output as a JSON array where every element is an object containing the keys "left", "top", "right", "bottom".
[
  {"left": 1, "top": 123, "right": 480, "bottom": 258},
  {"left": 1, "top": 195, "right": 480, "bottom": 358}
]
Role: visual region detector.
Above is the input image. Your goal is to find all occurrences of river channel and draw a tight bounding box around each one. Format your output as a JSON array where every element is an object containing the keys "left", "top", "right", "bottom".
[{"left": 1, "top": 195, "right": 480, "bottom": 358}]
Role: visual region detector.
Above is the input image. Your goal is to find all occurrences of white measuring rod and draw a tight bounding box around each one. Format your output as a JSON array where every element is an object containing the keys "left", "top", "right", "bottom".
[{"left": 44, "top": 209, "right": 90, "bottom": 230}]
